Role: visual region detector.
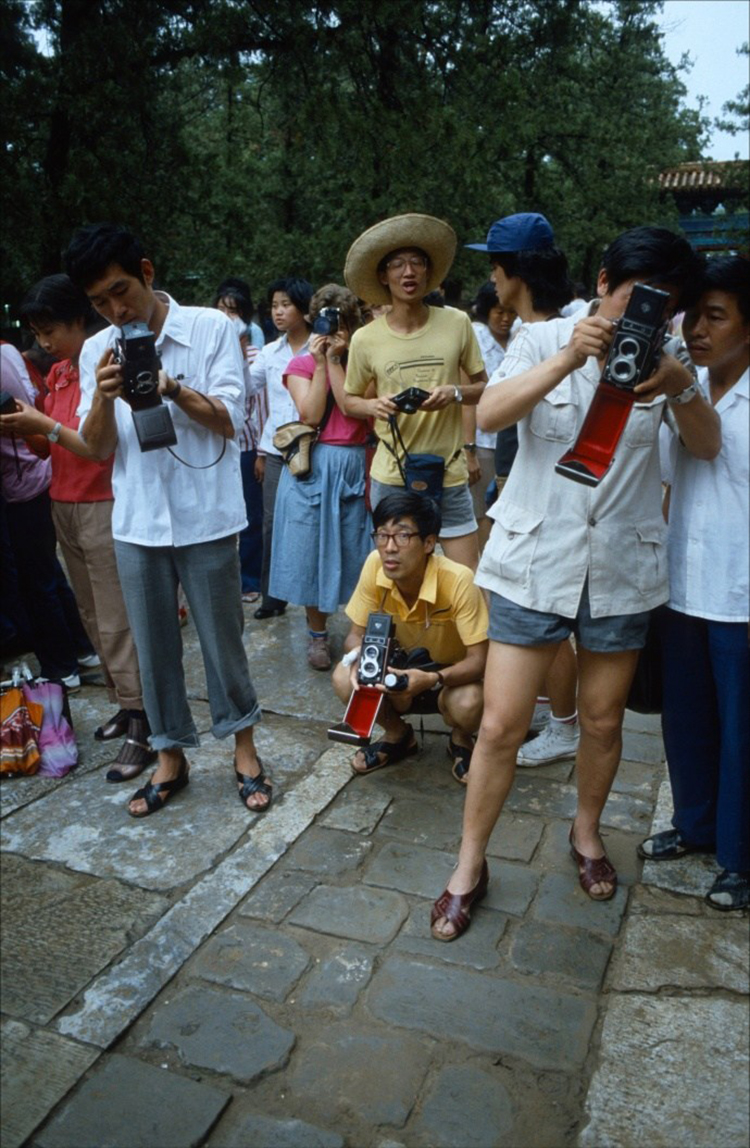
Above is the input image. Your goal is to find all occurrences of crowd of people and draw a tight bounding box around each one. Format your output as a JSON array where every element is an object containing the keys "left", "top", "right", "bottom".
[{"left": 1, "top": 211, "right": 747, "bottom": 917}]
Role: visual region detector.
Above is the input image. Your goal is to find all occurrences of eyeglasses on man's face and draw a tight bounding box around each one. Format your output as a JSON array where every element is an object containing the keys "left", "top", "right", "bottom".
[
  {"left": 386, "top": 255, "right": 428, "bottom": 272},
  {"left": 371, "top": 529, "right": 421, "bottom": 548}
]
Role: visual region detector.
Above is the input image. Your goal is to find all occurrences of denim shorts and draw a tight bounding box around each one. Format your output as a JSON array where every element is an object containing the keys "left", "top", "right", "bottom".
[
  {"left": 488, "top": 581, "right": 651, "bottom": 653},
  {"left": 369, "top": 478, "right": 477, "bottom": 538}
]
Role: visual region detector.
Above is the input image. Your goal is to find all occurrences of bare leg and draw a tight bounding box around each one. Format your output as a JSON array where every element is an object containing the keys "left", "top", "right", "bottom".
[
  {"left": 439, "top": 682, "right": 484, "bottom": 747},
  {"left": 440, "top": 531, "right": 479, "bottom": 571},
  {"left": 571, "top": 646, "right": 639, "bottom": 895},
  {"left": 432, "top": 641, "right": 559, "bottom": 937},
  {"left": 545, "top": 638, "right": 577, "bottom": 717},
  {"left": 306, "top": 607, "right": 328, "bottom": 632}
]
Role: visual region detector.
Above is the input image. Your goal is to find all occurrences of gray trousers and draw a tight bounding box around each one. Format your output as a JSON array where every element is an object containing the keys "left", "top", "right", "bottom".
[
  {"left": 114, "top": 535, "right": 261, "bottom": 750},
  {"left": 260, "top": 454, "right": 287, "bottom": 610}
]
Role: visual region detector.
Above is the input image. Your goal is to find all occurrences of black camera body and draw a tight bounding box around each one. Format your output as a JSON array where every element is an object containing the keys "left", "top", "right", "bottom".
[
  {"left": 392, "top": 386, "right": 430, "bottom": 415},
  {"left": 114, "top": 322, "right": 177, "bottom": 452},
  {"left": 358, "top": 612, "right": 398, "bottom": 688},
  {"left": 312, "top": 307, "right": 340, "bottom": 336},
  {"left": 601, "top": 283, "right": 670, "bottom": 392},
  {"left": 0, "top": 391, "right": 18, "bottom": 415}
]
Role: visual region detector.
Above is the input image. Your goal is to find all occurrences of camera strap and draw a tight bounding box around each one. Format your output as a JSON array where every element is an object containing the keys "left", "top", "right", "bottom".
[{"left": 165, "top": 392, "right": 228, "bottom": 470}]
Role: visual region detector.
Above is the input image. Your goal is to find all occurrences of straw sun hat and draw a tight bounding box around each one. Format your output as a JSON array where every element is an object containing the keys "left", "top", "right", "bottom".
[{"left": 344, "top": 213, "right": 457, "bottom": 305}]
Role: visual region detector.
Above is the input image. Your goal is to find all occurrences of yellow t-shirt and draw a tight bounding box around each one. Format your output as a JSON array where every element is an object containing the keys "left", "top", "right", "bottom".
[
  {"left": 346, "top": 551, "right": 489, "bottom": 666},
  {"left": 345, "top": 307, "right": 485, "bottom": 488}
]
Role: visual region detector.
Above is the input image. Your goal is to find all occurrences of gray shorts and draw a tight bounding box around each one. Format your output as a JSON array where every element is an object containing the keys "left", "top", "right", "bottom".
[
  {"left": 369, "top": 478, "right": 477, "bottom": 538},
  {"left": 488, "top": 580, "right": 651, "bottom": 653}
]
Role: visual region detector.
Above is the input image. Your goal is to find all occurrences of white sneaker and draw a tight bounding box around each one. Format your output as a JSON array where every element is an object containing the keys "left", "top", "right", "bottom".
[
  {"left": 529, "top": 699, "right": 551, "bottom": 733},
  {"left": 517, "top": 721, "right": 579, "bottom": 767},
  {"left": 61, "top": 672, "right": 81, "bottom": 691},
  {"left": 78, "top": 653, "right": 101, "bottom": 669}
]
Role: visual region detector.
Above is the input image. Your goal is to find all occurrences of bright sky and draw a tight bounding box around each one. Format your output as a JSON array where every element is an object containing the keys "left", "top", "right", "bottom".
[{"left": 659, "top": 0, "right": 749, "bottom": 160}]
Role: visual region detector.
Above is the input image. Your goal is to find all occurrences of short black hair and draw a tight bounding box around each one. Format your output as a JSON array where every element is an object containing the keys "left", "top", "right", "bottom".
[
  {"left": 600, "top": 226, "right": 703, "bottom": 311},
  {"left": 266, "top": 277, "right": 314, "bottom": 316},
  {"left": 490, "top": 248, "right": 574, "bottom": 313},
  {"left": 64, "top": 223, "right": 147, "bottom": 290},
  {"left": 214, "top": 277, "right": 254, "bottom": 322},
  {"left": 701, "top": 256, "right": 750, "bottom": 323},
  {"left": 373, "top": 492, "right": 442, "bottom": 538},
  {"left": 474, "top": 280, "right": 500, "bottom": 323},
  {"left": 20, "top": 274, "right": 96, "bottom": 329}
]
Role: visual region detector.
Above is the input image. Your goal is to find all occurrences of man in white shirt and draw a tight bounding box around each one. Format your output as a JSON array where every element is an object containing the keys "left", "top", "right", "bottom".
[
  {"left": 431, "top": 226, "right": 720, "bottom": 940},
  {"left": 639, "top": 256, "right": 749, "bottom": 911},
  {"left": 67, "top": 223, "right": 271, "bottom": 819}
]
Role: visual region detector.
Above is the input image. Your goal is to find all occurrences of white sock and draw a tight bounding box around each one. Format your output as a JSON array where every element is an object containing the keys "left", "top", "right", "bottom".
[{"left": 549, "top": 711, "right": 578, "bottom": 732}]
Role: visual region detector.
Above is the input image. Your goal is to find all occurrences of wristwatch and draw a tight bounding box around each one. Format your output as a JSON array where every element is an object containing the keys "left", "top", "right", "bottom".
[
  {"left": 165, "top": 380, "right": 182, "bottom": 401},
  {"left": 667, "top": 382, "right": 699, "bottom": 406},
  {"left": 46, "top": 421, "right": 62, "bottom": 443},
  {"left": 464, "top": 442, "right": 477, "bottom": 453},
  {"left": 453, "top": 386, "right": 463, "bottom": 404}
]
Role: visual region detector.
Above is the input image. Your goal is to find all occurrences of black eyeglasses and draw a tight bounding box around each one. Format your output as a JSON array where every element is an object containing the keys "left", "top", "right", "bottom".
[{"left": 371, "top": 529, "right": 421, "bottom": 548}]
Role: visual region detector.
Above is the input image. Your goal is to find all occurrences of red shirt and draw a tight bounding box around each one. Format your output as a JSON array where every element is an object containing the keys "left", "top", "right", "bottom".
[{"left": 44, "top": 360, "right": 114, "bottom": 502}]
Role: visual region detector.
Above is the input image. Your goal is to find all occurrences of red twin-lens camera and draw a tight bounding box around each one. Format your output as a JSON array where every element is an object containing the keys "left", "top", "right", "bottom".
[
  {"left": 555, "top": 283, "right": 671, "bottom": 487},
  {"left": 328, "top": 613, "right": 397, "bottom": 746}
]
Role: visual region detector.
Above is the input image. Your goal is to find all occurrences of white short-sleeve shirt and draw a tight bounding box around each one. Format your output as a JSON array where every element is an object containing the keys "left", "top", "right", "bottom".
[
  {"left": 666, "top": 367, "right": 749, "bottom": 622},
  {"left": 476, "top": 307, "right": 670, "bottom": 618}
]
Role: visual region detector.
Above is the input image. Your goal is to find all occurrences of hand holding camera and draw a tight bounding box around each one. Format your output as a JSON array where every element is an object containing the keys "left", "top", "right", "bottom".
[{"left": 565, "top": 315, "right": 616, "bottom": 369}]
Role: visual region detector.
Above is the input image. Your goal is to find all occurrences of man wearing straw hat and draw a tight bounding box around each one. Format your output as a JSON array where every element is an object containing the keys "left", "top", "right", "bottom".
[{"left": 343, "top": 214, "right": 487, "bottom": 571}]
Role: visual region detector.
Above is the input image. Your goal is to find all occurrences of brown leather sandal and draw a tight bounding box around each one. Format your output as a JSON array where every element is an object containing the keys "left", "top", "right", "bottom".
[
  {"left": 430, "top": 861, "right": 489, "bottom": 942},
  {"left": 569, "top": 827, "right": 617, "bottom": 901}
]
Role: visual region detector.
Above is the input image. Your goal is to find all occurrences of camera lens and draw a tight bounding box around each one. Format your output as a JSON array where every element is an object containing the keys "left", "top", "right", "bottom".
[{"left": 619, "top": 337, "right": 641, "bottom": 359}]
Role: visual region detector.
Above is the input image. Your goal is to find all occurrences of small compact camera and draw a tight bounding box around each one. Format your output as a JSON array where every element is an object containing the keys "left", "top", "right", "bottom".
[
  {"left": 312, "top": 307, "right": 340, "bottom": 336},
  {"left": 114, "top": 322, "right": 177, "bottom": 452},
  {"left": 391, "top": 386, "right": 430, "bottom": 415}
]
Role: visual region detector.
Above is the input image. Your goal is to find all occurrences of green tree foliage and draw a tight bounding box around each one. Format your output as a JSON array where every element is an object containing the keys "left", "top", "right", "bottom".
[
  {"left": 1, "top": 0, "right": 708, "bottom": 317},
  {"left": 715, "top": 42, "right": 749, "bottom": 138}
]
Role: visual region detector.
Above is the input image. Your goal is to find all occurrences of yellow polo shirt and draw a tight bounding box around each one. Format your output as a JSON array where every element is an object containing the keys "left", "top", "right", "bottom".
[{"left": 346, "top": 551, "right": 488, "bottom": 665}]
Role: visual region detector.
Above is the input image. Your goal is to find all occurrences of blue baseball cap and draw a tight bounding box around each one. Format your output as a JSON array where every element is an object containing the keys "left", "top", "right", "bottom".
[{"left": 465, "top": 212, "right": 555, "bottom": 254}]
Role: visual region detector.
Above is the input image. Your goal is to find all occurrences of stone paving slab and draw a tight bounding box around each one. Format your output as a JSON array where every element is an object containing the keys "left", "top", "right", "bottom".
[
  {"left": 411, "top": 1063, "right": 514, "bottom": 1147},
  {"left": 288, "top": 883, "right": 409, "bottom": 944},
  {"left": 0, "top": 1019, "right": 100, "bottom": 1148},
  {"left": 374, "top": 795, "right": 462, "bottom": 851},
  {"left": 238, "top": 871, "right": 318, "bottom": 923},
  {"left": 485, "top": 811, "right": 544, "bottom": 863},
  {"left": 505, "top": 776, "right": 653, "bottom": 833},
  {"left": 367, "top": 956, "right": 597, "bottom": 1071},
  {"left": 284, "top": 826, "right": 373, "bottom": 875},
  {"left": 640, "top": 779, "right": 722, "bottom": 896},
  {"left": 208, "top": 1113, "right": 344, "bottom": 1148},
  {"left": 509, "top": 920, "right": 614, "bottom": 990},
  {"left": 609, "top": 914, "right": 749, "bottom": 993},
  {"left": 296, "top": 942, "right": 375, "bottom": 1013},
  {"left": 1, "top": 740, "right": 271, "bottom": 890},
  {"left": 289, "top": 1025, "right": 433, "bottom": 1127},
  {"left": 35, "top": 1053, "right": 230, "bottom": 1148},
  {"left": 54, "top": 746, "right": 351, "bottom": 1048},
  {"left": 191, "top": 920, "right": 311, "bottom": 1001},
  {"left": 362, "top": 840, "right": 460, "bottom": 900},
  {"left": 532, "top": 872, "right": 627, "bottom": 936},
  {"left": 1, "top": 855, "right": 167, "bottom": 1025},
  {"left": 319, "top": 787, "right": 392, "bottom": 834},
  {"left": 140, "top": 983, "right": 295, "bottom": 1081},
  {"left": 579, "top": 994, "right": 750, "bottom": 1147}
]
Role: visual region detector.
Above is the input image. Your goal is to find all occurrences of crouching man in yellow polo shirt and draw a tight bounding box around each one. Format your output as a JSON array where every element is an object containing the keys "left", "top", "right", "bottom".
[{"left": 332, "top": 492, "right": 488, "bottom": 780}]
